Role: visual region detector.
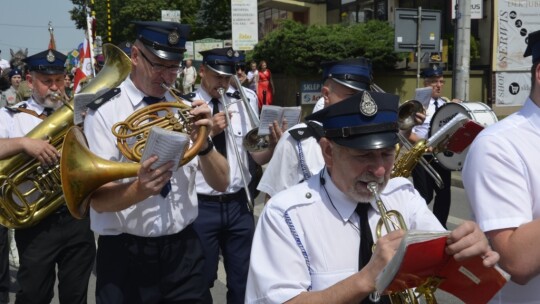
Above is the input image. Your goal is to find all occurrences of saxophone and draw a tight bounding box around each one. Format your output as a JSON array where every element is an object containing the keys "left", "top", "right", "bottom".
[{"left": 0, "top": 43, "right": 131, "bottom": 229}]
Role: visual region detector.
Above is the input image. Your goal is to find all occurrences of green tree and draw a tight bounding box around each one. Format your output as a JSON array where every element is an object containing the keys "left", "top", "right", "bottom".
[
  {"left": 195, "top": 0, "right": 232, "bottom": 39},
  {"left": 251, "top": 20, "right": 403, "bottom": 75},
  {"left": 69, "top": 0, "right": 201, "bottom": 44}
]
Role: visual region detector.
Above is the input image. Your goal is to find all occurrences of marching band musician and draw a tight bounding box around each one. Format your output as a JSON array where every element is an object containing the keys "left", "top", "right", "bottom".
[
  {"left": 407, "top": 65, "right": 459, "bottom": 228},
  {"left": 462, "top": 30, "right": 540, "bottom": 303},
  {"left": 245, "top": 90, "right": 500, "bottom": 304},
  {"left": 0, "top": 49, "right": 96, "bottom": 304},
  {"left": 257, "top": 57, "right": 375, "bottom": 199},
  {"left": 83, "top": 22, "right": 229, "bottom": 303},
  {"left": 191, "top": 48, "right": 284, "bottom": 304}
]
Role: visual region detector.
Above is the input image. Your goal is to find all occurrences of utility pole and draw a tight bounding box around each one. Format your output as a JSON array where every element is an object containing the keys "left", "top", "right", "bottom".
[{"left": 452, "top": 0, "right": 471, "bottom": 101}]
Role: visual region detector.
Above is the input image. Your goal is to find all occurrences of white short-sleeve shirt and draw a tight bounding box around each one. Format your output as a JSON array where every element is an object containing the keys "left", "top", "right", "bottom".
[
  {"left": 0, "top": 99, "right": 50, "bottom": 138},
  {"left": 246, "top": 172, "right": 443, "bottom": 303},
  {"left": 193, "top": 85, "right": 258, "bottom": 195},
  {"left": 463, "top": 98, "right": 540, "bottom": 303},
  {"left": 257, "top": 123, "right": 325, "bottom": 197},
  {"left": 83, "top": 76, "right": 199, "bottom": 237}
]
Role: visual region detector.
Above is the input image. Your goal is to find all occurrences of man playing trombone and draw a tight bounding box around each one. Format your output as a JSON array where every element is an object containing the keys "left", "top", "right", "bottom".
[
  {"left": 246, "top": 90, "right": 500, "bottom": 303},
  {"left": 83, "top": 22, "right": 229, "bottom": 303},
  {"left": 192, "top": 47, "right": 284, "bottom": 304}
]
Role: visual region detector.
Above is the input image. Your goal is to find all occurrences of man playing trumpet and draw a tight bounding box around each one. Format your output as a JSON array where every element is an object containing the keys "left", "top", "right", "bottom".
[{"left": 245, "top": 90, "right": 500, "bottom": 303}]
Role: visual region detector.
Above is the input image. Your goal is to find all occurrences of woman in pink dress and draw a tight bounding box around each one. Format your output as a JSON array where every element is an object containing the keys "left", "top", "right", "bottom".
[{"left": 257, "top": 60, "right": 274, "bottom": 110}]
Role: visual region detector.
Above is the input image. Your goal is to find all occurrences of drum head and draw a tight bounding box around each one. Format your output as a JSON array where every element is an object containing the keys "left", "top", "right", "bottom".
[{"left": 429, "top": 102, "right": 498, "bottom": 170}]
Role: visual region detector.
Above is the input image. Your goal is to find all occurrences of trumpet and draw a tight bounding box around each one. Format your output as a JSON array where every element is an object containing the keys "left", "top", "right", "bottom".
[
  {"left": 367, "top": 182, "right": 437, "bottom": 304},
  {"left": 218, "top": 87, "right": 254, "bottom": 212}
]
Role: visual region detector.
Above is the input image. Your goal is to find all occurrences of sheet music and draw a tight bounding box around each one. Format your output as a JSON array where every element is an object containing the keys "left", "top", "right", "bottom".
[
  {"left": 414, "top": 87, "right": 433, "bottom": 108},
  {"left": 427, "top": 113, "right": 468, "bottom": 148},
  {"left": 258, "top": 105, "right": 301, "bottom": 136},
  {"left": 73, "top": 88, "right": 110, "bottom": 125},
  {"left": 140, "top": 127, "right": 190, "bottom": 171}
]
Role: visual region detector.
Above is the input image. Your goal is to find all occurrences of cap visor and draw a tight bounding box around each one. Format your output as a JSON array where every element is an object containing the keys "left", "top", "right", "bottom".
[
  {"left": 332, "top": 78, "right": 369, "bottom": 91},
  {"left": 333, "top": 132, "right": 398, "bottom": 150}
]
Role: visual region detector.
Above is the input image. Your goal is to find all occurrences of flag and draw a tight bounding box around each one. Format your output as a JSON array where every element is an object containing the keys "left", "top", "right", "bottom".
[
  {"left": 48, "top": 28, "right": 56, "bottom": 50},
  {"left": 72, "top": 38, "right": 93, "bottom": 93}
]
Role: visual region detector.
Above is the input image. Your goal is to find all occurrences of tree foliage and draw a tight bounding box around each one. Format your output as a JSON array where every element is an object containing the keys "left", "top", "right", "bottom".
[
  {"left": 250, "top": 20, "right": 403, "bottom": 75},
  {"left": 68, "top": 0, "right": 209, "bottom": 44}
]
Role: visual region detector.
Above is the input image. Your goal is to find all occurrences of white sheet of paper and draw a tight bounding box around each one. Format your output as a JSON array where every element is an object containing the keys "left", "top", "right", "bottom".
[
  {"left": 414, "top": 87, "right": 433, "bottom": 108},
  {"left": 140, "top": 127, "right": 190, "bottom": 171}
]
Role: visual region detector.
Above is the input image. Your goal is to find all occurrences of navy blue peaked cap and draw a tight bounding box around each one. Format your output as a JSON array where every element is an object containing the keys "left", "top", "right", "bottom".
[
  {"left": 133, "top": 21, "right": 190, "bottom": 61},
  {"left": 421, "top": 64, "right": 443, "bottom": 78},
  {"left": 322, "top": 57, "right": 372, "bottom": 91},
  {"left": 200, "top": 47, "right": 244, "bottom": 76},
  {"left": 117, "top": 41, "right": 133, "bottom": 57},
  {"left": 524, "top": 30, "right": 540, "bottom": 64},
  {"left": 23, "top": 49, "right": 66, "bottom": 75},
  {"left": 305, "top": 91, "right": 399, "bottom": 150}
]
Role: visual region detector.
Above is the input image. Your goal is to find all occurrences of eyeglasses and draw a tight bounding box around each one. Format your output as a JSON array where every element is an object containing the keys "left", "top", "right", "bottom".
[
  {"left": 138, "top": 49, "right": 181, "bottom": 74},
  {"left": 428, "top": 79, "right": 446, "bottom": 85}
]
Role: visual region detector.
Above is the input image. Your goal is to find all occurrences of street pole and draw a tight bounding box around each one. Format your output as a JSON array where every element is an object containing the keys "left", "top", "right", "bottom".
[
  {"left": 416, "top": 7, "right": 422, "bottom": 88},
  {"left": 453, "top": 0, "right": 471, "bottom": 101}
]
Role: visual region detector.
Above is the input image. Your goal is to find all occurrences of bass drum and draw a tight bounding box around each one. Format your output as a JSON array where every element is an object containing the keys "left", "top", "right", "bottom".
[{"left": 429, "top": 102, "right": 498, "bottom": 170}]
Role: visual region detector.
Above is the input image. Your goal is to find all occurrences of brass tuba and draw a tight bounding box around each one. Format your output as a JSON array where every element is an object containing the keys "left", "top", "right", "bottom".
[
  {"left": 61, "top": 84, "right": 208, "bottom": 219},
  {"left": 0, "top": 43, "right": 131, "bottom": 229},
  {"left": 367, "top": 182, "right": 438, "bottom": 304}
]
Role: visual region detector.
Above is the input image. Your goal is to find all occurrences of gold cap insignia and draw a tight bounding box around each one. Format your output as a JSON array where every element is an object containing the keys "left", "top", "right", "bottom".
[{"left": 46, "top": 50, "right": 55, "bottom": 63}]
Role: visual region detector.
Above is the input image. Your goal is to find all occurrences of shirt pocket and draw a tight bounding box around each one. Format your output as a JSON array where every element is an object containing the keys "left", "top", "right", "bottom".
[{"left": 310, "top": 269, "right": 356, "bottom": 291}]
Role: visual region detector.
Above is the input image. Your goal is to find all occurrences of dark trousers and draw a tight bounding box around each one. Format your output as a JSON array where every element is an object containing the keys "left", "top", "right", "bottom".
[
  {"left": 193, "top": 195, "right": 255, "bottom": 304},
  {"left": 0, "top": 226, "right": 9, "bottom": 301},
  {"left": 14, "top": 208, "right": 96, "bottom": 304},
  {"left": 95, "top": 225, "right": 207, "bottom": 304},
  {"left": 412, "top": 155, "right": 452, "bottom": 228}
]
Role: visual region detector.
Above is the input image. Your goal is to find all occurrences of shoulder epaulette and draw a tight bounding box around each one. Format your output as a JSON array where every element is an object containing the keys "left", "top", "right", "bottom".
[
  {"left": 289, "top": 126, "right": 316, "bottom": 141},
  {"left": 87, "top": 88, "right": 121, "bottom": 110},
  {"left": 180, "top": 92, "right": 196, "bottom": 102},
  {"left": 226, "top": 91, "right": 241, "bottom": 100},
  {"left": 5, "top": 103, "right": 27, "bottom": 114}
]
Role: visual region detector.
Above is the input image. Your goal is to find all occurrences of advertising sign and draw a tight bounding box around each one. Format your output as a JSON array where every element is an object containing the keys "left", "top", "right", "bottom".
[
  {"left": 161, "top": 10, "right": 181, "bottom": 23},
  {"left": 300, "top": 81, "right": 323, "bottom": 105},
  {"left": 231, "top": 0, "right": 258, "bottom": 51},
  {"left": 494, "top": 71, "right": 531, "bottom": 106},
  {"left": 492, "top": 0, "right": 540, "bottom": 71},
  {"left": 193, "top": 40, "right": 224, "bottom": 61},
  {"left": 451, "top": 0, "right": 483, "bottom": 19}
]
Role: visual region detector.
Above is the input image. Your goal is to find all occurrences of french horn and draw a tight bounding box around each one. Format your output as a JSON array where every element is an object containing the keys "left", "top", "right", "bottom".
[
  {"left": 0, "top": 43, "right": 131, "bottom": 228},
  {"left": 61, "top": 84, "right": 208, "bottom": 219}
]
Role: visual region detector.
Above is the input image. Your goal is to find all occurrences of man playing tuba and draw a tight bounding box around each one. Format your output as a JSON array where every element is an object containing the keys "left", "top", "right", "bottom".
[{"left": 0, "top": 49, "right": 96, "bottom": 304}]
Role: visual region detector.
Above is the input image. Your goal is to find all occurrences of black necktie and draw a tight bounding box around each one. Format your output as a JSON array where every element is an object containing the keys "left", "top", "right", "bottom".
[
  {"left": 434, "top": 99, "right": 440, "bottom": 111},
  {"left": 356, "top": 203, "right": 374, "bottom": 269},
  {"left": 356, "top": 203, "right": 391, "bottom": 304},
  {"left": 43, "top": 108, "right": 54, "bottom": 117},
  {"left": 143, "top": 96, "right": 163, "bottom": 105},
  {"left": 211, "top": 98, "right": 227, "bottom": 158},
  {"left": 143, "top": 96, "right": 171, "bottom": 197}
]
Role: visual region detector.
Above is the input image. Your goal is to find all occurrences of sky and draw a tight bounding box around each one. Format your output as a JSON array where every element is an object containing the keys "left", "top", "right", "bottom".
[{"left": 0, "top": 0, "right": 85, "bottom": 59}]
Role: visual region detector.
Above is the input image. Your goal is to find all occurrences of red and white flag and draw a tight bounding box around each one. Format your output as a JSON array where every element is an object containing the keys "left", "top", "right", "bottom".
[{"left": 72, "top": 38, "right": 94, "bottom": 93}]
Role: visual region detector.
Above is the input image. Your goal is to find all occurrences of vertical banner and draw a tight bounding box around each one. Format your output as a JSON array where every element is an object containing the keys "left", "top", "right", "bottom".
[
  {"left": 492, "top": 0, "right": 540, "bottom": 71},
  {"left": 231, "top": 0, "right": 258, "bottom": 51},
  {"left": 492, "top": 0, "right": 540, "bottom": 106}
]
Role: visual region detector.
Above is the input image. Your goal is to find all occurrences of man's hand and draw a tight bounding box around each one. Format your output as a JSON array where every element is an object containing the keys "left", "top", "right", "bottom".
[
  {"left": 266, "top": 119, "right": 288, "bottom": 149},
  {"left": 190, "top": 100, "right": 213, "bottom": 143},
  {"left": 362, "top": 229, "right": 405, "bottom": 289},
  {"left": 134, "top": 155, "right": 174, "bottom": 198},
  {"left": 446, "top": 220, "right": 500, "bottom": 267},
  {"left": 22, "top": 138, "right": 60, "bottom": 167}
]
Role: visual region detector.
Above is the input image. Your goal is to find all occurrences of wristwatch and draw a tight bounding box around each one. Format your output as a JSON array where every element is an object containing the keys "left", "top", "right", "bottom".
[{"left": 198, "top": 136, "right": 214, "bottom": 156}]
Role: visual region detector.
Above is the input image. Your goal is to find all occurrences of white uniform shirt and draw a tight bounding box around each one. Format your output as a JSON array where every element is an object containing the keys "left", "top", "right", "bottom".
[
  {"left": 411, "top": 97, "right": 445, "bottom": 139},
  {"left": 257, "top": 123, "right": 325, "bottom": 197},
  {"left": 463, "top": 98, "right": 540, "bottom": 304},
  {"left": 193, "top": 85, "right": 258, "bottom": 195},
  {"left": 246, "top": 172, "right": 444, "bottom": 303},
  {"left": 0, "top": 99, "right": 49, "bottom": 137},
  {"left": 84, "top": 76, "right": 199, "bottom": 237},
  {"left": 312, "top": 96, "right": 325, "bottom": 113}
]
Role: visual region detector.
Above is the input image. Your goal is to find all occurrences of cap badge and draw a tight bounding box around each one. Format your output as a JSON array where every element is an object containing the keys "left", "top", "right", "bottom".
[
  {"left": 227, "top": 49, "right": 234, "bottom": 58},
  {"left": 46, "top": 50, "right": 55, "bottom": 63},
  {"left": 168, "top": 30, "right": 180, "bottom": 45},
  {"left": 126, "top": 42, "right": 132, "bottom": 48},
  {"left": 233, "top": 51, "right": 239, "bottom": 58},
  {"left": 360, "top": 92, "right": 377, "bottom": 117}
]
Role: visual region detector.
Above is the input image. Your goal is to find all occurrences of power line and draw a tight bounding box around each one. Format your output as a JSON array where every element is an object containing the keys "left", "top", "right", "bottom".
[{"left": 0, "top": 22, "right": 77, "bottom": 29}]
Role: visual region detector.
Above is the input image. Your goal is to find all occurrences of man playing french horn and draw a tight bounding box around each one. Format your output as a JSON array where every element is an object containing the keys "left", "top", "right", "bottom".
[
  {"left": 245, "top": 90, "right": 500, "bottom": 304},
  {"left": 83, "top": 22, "right": 229, "bottom": 303},
  {"left": 0, "top": 49, "right": 96, "bottom": 304}
]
